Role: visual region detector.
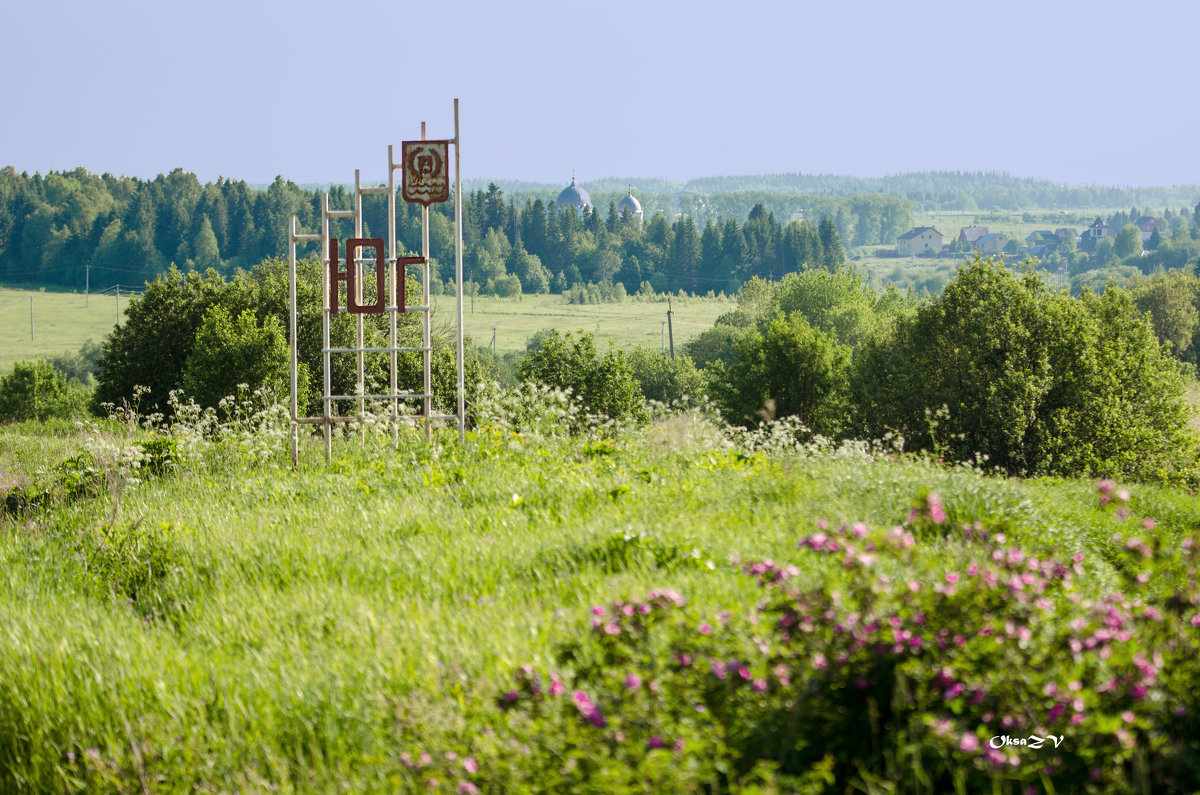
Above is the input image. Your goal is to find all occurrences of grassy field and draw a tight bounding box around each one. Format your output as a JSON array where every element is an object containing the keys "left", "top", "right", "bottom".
[
  {"left": 0, "top": 287, "right": 126, "bottom": 373},
  {"left": 2, "top": 408, "right": 1200, "bottom": 791},
  {"left": 0, "top": 287, "right": 734, "bottom": 376},
  {"left": 431, "top": 292, "right": 736, "bottom": 356}
]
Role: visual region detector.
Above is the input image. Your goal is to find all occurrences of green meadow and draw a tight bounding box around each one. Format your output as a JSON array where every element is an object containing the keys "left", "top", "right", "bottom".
[
  {"left": 432, "top": 292, "right": 736, "bottom": 355},
  {"left": 0, "top": 286, "right": 734, "bottom": 373},
  {"left": 2, "top": 402, "right": 1199, "bottom": 792},
  {"left": 0, "top": 287, "right": 123, "bottom": 374}
]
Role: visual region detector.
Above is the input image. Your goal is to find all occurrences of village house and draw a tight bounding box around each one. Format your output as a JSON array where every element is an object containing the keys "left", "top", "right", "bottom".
[
  {"left": 958, "top": 226, "right": 988, "bottom": 245},
  {"left": 1024, "top": 230, "right": 1056, "bottom": 258},
  {"left": 1079, "top": 217, "right": 1117, "bottom": 253},
  {"left": 1135, "top": 216, "right": 1165, "bottom": 242},
  {"left": 896, "top": 226, "right": 943, "bottom": 256},
  {"left": 974, "top": 232, "right": 1008, "bottom": 253}
]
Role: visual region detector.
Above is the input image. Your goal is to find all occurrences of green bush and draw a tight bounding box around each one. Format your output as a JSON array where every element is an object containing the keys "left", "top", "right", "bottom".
[
  {"left": 181, "top": 305, "right": 293, "bottom": 411},
  {"left": 625, "top": 347, "right": 706, "bottom": 406},
  {"left": 712, "top": 313, "right": 851, "bottom": 435},
  {"left": 484, "top": 273, "right": 523, "bottom": 298},
  {"left": 517, "top": 330, "right": 646, "bottom": 427},
  {"left": 1130, "top": 270, "right": 1200, "bottom": 363},
  {"left": 854, "top": 256, "right": 1199, "bottom": 483},
  {"left": 47, "top": 340, "right": 103, "bottom": 385},
  {"left": 774, "top": 267, "right": 885, "bottom": 348},
  {"left": 0, "top": 359, "right": 90, "bottom": 422},
  {"left": 681, "top": 323, "right": 743, "bottom": 370},
  {"left": 93, "top": 267, "right": 236, "bottom": 415}
]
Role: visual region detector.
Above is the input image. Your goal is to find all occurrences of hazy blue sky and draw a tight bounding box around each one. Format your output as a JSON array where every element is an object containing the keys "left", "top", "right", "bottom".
[{"left": 3, "top": 0, "right": 1196, "bottom": 188}]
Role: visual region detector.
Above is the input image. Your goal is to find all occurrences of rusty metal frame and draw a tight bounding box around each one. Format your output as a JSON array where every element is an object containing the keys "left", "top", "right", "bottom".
[{"left": 287, "top": 100, "right": 463, "bottom": 466}]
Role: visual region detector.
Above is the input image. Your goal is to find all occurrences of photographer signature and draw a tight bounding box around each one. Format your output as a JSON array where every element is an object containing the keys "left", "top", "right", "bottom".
[{"left": 989, "top": 734, "right": 1064, "bottom": 750}]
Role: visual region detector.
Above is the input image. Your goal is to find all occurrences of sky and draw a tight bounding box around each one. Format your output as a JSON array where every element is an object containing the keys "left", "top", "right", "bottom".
[{"left": 3, "top": 0, "right": 1198, "bottom": 189}]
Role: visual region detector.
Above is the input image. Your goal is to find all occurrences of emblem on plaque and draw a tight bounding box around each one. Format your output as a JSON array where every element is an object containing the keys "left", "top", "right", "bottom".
[{"left": 402, "top": 141, "right": 450, "bottom": 205}]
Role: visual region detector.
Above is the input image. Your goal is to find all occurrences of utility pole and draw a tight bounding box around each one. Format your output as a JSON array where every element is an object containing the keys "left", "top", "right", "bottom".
[
  {"left": 661, "top": 321, "right": 665, "bottom": 354},
  {"left": 666, "top": 298, "right": 675, "bottom": 360}
]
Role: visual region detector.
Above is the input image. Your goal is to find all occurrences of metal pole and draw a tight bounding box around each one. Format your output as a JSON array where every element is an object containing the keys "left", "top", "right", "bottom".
[
  {"left": 667, "top": 298, "right": 675, "bottom": 360},
  {"left": 354, "top": 169, "right": 365, "bottom": 425},
  {"left": 421, "top": 122, "right": 433, "bottom": 442},
  {"left": 322, "top": 193, "right": 333, "bottom": 463},
  {"left": 289, "top": 222, "right": 323, "bottom": 467},
  {"left": 454, "top": 98, "right": 465, "bottom": 439},
  {"left": 289, "top": 216, "right": 299, "bottom": 469},
  {"left": 388, "top": 144, "right": 400, "bottom": 446}
]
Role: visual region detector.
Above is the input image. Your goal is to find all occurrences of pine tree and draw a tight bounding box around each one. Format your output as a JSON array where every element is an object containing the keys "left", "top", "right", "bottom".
[
  {"left": 669, "top": 216, "right": 700, "bottom": 292},
  {"left": 484, "top": 183, "right": 505, "bottom": 233},
  {"left": 700, "top": 220, "right": 722, "bottom": 286},
  {"left": 819, "top": 217, "right": 846, "bottom": 271},
  {"left": 522, "top": 199, "right": 548, "bottom": 260},
  {"left": 192, "top": 215, "right": 220, "bottom": 269},
  {"left": 721, "top": 217, "right": 748, "bottom": 279}
]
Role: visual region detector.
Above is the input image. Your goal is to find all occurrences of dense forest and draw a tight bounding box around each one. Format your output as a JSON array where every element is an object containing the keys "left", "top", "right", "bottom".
[
  {"left": 0, "top": 166, "right": 892, "bottom": 296},
  {"left": 6, "top": 165, "right": 1200, "bottom": 299}
]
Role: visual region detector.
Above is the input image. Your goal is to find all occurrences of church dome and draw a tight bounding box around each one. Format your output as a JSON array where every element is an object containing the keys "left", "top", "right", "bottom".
[
  {"left": 556, "top": 177, "right": 592, "bottom": 211},
  {"left": 617, "top": 190, "right": 643, "bottom": 220}
]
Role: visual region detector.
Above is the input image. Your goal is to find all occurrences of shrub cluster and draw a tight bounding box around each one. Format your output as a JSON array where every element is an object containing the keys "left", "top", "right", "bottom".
[
  {"left": 691, "top": 258, "right": 1200, "bottom": 485},
  {"left": 516, "top": 330, "right": 646, "bottom": 428},
  {"left": 93, "top": 259, "right": 487, "bottom": 418},
  {"left": 0, "top": 359, "right": 91, "bottom": 423}
]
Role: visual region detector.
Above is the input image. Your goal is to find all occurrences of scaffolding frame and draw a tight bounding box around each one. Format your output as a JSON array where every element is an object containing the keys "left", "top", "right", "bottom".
[{"left": 288, "top": 100, "right": 464, "bottom": 466}]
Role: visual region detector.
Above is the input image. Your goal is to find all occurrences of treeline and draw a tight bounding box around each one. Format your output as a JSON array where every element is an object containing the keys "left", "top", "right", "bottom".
[
  {"left": 474, "top": 171, "right": 1200, "bottom": 214},
  {"left": 8, "top": 162, "right": 1198, "bottom": 301},
  {"left": 0, "top": 166, "right": 904, "bottom": 295},
  {"left": 675, "top": 259, "right": 1199, "bottom": 485},
  {"left": 684, "top": 172, "right": 1200, "bottom": 212},
  {"left": 0, "top": 167, "right": 322, "bottom": 289},
  {"left": 449, "top": 185, "right": 854, "bottom": 297}
]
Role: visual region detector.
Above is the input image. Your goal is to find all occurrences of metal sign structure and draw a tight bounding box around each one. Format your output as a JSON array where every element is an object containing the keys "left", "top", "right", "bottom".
[{"left": 287, "top": 100, "right": 465, "bottom": 465}]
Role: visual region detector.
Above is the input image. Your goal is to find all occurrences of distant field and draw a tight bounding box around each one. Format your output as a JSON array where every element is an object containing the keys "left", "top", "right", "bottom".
[
  {"left": 0, "top": 287, "right": 735, "bottom": 375},
  {"left": 431, "top": 292, "right": 736, "bottom": 355},
  {"left": 0, "top": 287, "right": 126, "bottom": 373}
]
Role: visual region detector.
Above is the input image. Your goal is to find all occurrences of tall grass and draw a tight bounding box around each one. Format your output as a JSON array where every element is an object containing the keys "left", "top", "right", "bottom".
[{"left": 1, "top": 401, "right": 1198, "bottom": 791}]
